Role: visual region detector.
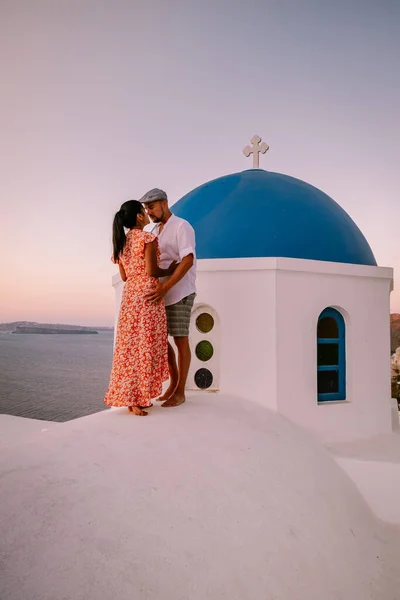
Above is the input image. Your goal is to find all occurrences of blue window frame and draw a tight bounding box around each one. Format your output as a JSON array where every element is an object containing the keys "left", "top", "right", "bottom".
[{"left": 317, "top": 308, "right": 346, "bottom": 402}]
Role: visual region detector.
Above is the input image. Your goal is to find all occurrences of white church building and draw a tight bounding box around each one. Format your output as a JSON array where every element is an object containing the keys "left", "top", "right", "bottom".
[{"left": 114, "top": 135, "right": 397, "bottom": 444}]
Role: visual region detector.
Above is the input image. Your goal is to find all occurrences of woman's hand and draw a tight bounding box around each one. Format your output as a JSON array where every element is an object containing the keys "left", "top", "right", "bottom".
[{"left": 167, "top": 260, "right": 179, "bottom": 275}]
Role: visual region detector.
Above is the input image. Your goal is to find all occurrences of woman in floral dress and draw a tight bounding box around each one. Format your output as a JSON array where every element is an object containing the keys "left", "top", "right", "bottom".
[{"left": 104, "top": 200, "right": 174, "bottom": 416}]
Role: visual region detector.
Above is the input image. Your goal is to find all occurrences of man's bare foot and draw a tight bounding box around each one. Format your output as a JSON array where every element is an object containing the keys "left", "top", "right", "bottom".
[
  {"left": 128, "top": 406, "right": 148, "bottom": 416},
  {"left": 161, "top": 393, "right": 185, "bottom": 408},
  {"left": 157, "top": 386, "right": 177, "bottom": 402}
]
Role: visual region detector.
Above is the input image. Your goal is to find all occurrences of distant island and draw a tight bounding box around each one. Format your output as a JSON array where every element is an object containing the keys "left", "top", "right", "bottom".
[
  {"left": 12, "top": 326, "right": 99, "bottom": 335},
  {"left": 0, "top": 321, "right": 113, "bottom": 335}
]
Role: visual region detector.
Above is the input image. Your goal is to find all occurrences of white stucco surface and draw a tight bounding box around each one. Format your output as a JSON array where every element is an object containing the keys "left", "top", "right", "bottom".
[
  {"left": 0, "top": 414, "right": 59, "bottom": 449},
  {"left": 274, "top": 258, "right": 393, "bottom": 442},
  {"left": 334, "top": 457, "right": 400, "bottom": 525},
  {"left": 190, "top": 257, "right": 394, "bottom": 442},
  {"left": 1, "top": 395, "right": 399, "bottom": 600},
  {"left": 327, "top": 429, "right": 400, "bottom": 524}
]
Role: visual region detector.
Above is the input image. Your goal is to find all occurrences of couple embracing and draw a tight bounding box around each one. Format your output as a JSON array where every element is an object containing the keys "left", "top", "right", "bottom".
[{"left": 104, "top": 189, "right": 196, "bottom": 416}]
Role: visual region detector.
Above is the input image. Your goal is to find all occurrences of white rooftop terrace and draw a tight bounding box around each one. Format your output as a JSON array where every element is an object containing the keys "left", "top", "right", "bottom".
[{"left": 1, "top": 394, "right": 400, "bottom": 600}]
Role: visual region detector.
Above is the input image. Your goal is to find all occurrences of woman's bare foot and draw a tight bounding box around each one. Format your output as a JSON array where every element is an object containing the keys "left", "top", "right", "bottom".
[
  {"left": 157, "top": 386, "right": 177, "bottom": 402},
  {"left": 161, "top": 393, "right": 185, "bottom": 408},
  {"left": 128, "top": 406, "right": 148, "bottom": 416}
]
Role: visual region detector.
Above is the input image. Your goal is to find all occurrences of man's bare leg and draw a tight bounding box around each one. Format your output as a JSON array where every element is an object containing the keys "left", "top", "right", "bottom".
[
  {"left": 162, "top": 336, "right": 191, "bottom": 407},
  {"left": 157, "top": 342, "right": 179, "bottom": 401}
]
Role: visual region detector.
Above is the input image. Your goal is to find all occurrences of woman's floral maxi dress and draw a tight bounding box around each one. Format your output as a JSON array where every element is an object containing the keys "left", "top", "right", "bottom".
[{"left": 104, "top": 230, "right": 169, "bottom": 408}]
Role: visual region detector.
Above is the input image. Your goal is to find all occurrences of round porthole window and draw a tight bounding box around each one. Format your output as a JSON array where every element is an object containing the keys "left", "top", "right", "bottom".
[
  {"left": 195, "top": 340, "right": 214, "bottom": 362},
  {"left": 196, "top": 312, "right": 214, "bottom": 333},
  {"left": 195, "top": 368, "right": 213, "bottom": 389}
]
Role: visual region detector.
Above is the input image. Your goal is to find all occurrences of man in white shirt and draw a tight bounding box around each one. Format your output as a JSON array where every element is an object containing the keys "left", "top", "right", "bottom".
[{"left": 141, "top": 188, "right": 196, "bottom": 408}]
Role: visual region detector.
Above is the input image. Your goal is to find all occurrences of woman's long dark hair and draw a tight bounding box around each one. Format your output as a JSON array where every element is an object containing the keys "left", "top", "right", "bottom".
[{"left": 112, "top": 200, "right": 144, "bottom": 263}]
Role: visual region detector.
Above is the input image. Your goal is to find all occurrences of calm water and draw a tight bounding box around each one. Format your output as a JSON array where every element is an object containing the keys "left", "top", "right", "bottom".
[{"left": 0, "top": 331, "right": 114, "bottom": 422}]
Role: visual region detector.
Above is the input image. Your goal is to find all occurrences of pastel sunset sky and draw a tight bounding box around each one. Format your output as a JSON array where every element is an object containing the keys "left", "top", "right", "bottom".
[{"left": 1, "top": 0, "right": 399, "bottom": 326}]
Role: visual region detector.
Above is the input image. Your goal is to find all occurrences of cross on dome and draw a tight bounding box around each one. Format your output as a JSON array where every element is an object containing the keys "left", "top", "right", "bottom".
[{"left": 243, "top": 135, "right": 269, "bottom": 168}]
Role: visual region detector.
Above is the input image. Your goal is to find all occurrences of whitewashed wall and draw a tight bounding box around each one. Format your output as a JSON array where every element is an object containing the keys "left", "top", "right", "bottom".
[
  {"left": 195, "top": 257, "right": 394, "bottom": 442},
  {"left": 192, "top": 262, "right": 278, "bottom": 409},
  {"left": 273, "top": 258, "right": 393, "bottom": 442}
]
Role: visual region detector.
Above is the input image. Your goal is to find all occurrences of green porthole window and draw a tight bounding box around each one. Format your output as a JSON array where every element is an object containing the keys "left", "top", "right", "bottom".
[
  {"left": 196, "top": 313, "right": 214, "bottom": 334},
  {"left": 195, "top": 340, "right": 214, "bottom": 362}
]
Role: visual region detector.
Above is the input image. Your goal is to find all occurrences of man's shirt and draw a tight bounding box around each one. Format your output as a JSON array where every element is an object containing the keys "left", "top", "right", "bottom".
[{"left": 152, "top": 214, "right": 196, "bottom": 306}]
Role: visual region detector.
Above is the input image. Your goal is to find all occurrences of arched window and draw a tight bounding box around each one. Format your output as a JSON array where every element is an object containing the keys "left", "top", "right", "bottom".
[{"left": 317, "top": 308, "right": 346, "bottom": 402}]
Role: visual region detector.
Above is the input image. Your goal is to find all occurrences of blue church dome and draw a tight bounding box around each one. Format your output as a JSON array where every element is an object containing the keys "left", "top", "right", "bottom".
[{"left": 173, "top": 169, "right": 377, "bottom": 266}]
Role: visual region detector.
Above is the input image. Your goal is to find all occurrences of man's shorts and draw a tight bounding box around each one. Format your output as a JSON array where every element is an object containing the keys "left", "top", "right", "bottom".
[{"left": 165, "top": 293, "right": 196, "bottom": 337}]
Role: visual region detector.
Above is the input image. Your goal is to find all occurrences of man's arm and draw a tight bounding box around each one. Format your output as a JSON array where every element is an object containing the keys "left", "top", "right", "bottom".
[
  {"left": 146, "top": 220, "right": 195, "bottom": 303},
  {"left": 146, "top": 254, "right": 193, "bottom": 302}
]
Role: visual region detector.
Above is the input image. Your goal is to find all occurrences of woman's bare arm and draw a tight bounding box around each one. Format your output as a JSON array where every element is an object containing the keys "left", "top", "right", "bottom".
[
  {"left": 119, "top": 262, "right": 127, "bottom": 282},
  {"left": 145, "top": 240, "right": 176, "bottom": 277}
]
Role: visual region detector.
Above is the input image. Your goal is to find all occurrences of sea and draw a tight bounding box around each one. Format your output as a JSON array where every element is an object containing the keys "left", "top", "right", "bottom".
[{"left": 0, "top": 330, "right": 114, "bottom": 422}]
